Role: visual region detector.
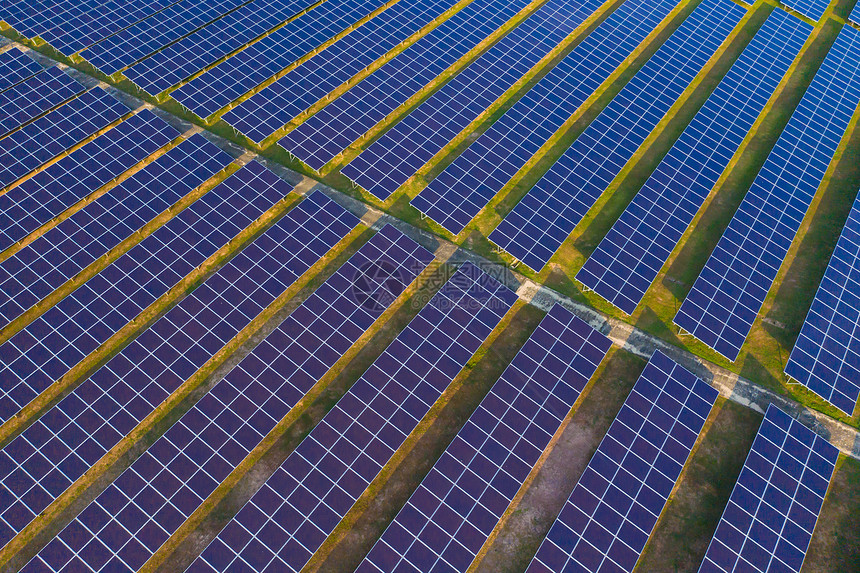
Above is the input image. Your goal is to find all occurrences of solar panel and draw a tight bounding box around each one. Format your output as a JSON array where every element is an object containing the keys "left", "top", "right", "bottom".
[
  {"left": 781, "top": 0, "right": 830, "bottom": 21},
  {"left": 220, "top": 0, "right": 460, "bottom": 144},
  {"left": 358, "top": 303, "right": 611, "bottom": 573},
  {"left": 189, "top": 261, "right": 518, "bottom": 572},
  {"left": 488, "top": 0, "right": 745, "bottom": 268},
  {"left": 0, "top": 66, "right": 84, "bottom": 137},
  {"left": 409, "top": 0, "right": 682, "bottom": 235},
  {"left": 0, "top": 47, "right": 43, "bottom": 93},
  {"left": 0, "top": 87, "right": 130, "bottom": 190},
  {"left": 577, "top": 9, "right": 811, "bottom": 314},
  {"left": 340, "top": 0, "right": 605, "bottom": 201},
  {"left": 698, "top": 404, "right": 838, "bottom": 573},
  {"left": 528, "top": 350, "right": 719, "bottom": 573},
  {"left": 0, "top": 161, "right": 285, "bottom": 431},
  {"left": 124, "top": 0, "right": 319, "bottom": 95},
  {"left": 0, "top": 133, "right": 231, "bottom": 328},
  {"left": 172, "top": 0, "right": 391, "bottom": 119},
  {"left": 80, "top": 0, "right": 247, "bottom": 75},
  {"left": 277, "top": 0, "right": 531, "bottom": 171},
  {"left": 0, "top": 109, "right": 178, "bottom": 252},
  {"left": 850, "top": 2, "right": 859, "bottom": 26},
  {"left": 674, "top": 25, "right": 860, "bottom": 362},
  {"left": 0, "top": 165, "right": 335, "bottom": 555},
  {"left": 26, "top": 225, "right": 432, "bottom": 572}
]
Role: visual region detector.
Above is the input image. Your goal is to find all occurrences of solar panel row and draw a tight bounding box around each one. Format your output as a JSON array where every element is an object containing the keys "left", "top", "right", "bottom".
[
  {"left": 410, "top": 0, "right": 682, "bottom": 235},
  {"left": 674, "top": 25, "right": 860, "bottom": 361},
  {"left": 0, "top": 133, "right": 231, "bottom": 329},
  {"left": 25, "top": 224, "right": 431, "bottom": 573},
  {"left": 0, "top": 47, "right": 42, "bottom": 93},
  {"left": 699, "top": 404, "right": 838, "bottom": 573},
  {"left": 0, "top": 162, "right": 311, "bottom": 553},
  {"left": 124, "top": 0, "right": 318, "bottom": 95},
  {"left": 189, "top": 261, "right": 519, "bottom": 572},
  {"left": 341, "top": 0, "right": 605, "bottom": 201},
  {"left": 220, "top": 0, "right": 460, "bottom": 144},
  {"left": 781, "top": 0, "right": 830, "bottom": 21},
  {"left": 0, "top": 66, "right": 84, "bottom": 138},
  {"left": 529, "top": 349, "right": 719, "bottom": 573},
  {"left": 577, "top": 9, "right": 812, "bottom": 314},
  {"left": 489, "top": 0, "right": 746, "bottom": 271},
  {"left": 358, "top": 303, "right": 612, "bottom": 573},
  {"left": 173, "top": 0, "right": 391, "bottom": 119},
  {"left": 0, "top": 108, "right": 178, "bottom": 253},
  {"left": 850, "top": 1, "right": 860, "bottom": 26},
  {"left": 278, "top": 0, "right": 532, "bottom": 171}
]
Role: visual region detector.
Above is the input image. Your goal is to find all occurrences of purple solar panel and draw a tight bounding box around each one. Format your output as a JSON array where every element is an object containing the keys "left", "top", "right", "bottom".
[
  {"left": 0, "top": 47, "right": 43, "bottom": 93},
  {"left": 0, "top": 66, "right": 84, "bottom": 137}
]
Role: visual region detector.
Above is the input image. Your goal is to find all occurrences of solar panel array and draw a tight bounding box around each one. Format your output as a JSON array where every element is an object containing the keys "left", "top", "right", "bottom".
[
  {"left": 0, "top": 161, "right": 282, "bottom": 430},
  {"left": 781, "top": 0, "right": 830, "bottom": 21},
  {"left": 528, "top": 350, "right": 719, "bottom": 573},
  {"left": 358, "top": 303, "right": 612, "bottom": 573},
  {"left": 489, "top": 0, "right": 745, "bottom": 271},
  {"left": 190, "top": 261, "right": 518, "bottom": 572},
  {"left": 0, "top": 66, "right": 84, "bottom": 138},
  {"left": 850, "top": 2, "right": 860, "bottom": 26},
  {"left": 409, "top": 0, "right": 681, "bottom": 235},
  {"left": 123, "top": 0, "right": 318, "bottom": 95},
  {"left": 577, "top": 9, "right": 811, "bottom": 314},
  {"left": 0, "top": 87, "right": 130, "bottom": 190},
  {"left": 172, "top": 0, "right": 391, "bottom": 119},
  {"left": 699, "top": 404, "right": 838, "bottom": 573},
  {"left": 674, "top": 25, "right": 860, "bottom": 362},
  {"left": 26, "top": 225, "right": 431, "bottom": 572},
  {"left": 0, "top": 133, "right": 230, "bottom": 328},
  {"left": 0, "top": 109, "right": 178, "bottom": 252},
  {"left": 0, "top": 47, "right": 42, "bottom": 93},
  {"left": 341, "top": 0, "right": 604, "bottom": 201},
  {"left": 278, "top": 0, "right": 531, "bottom": 171},
  {"left": 220, "top": 0, "right": 460, "bottom": 144},
  {"left": 0, "top": 163, "right": 316, "bottom": 553}
]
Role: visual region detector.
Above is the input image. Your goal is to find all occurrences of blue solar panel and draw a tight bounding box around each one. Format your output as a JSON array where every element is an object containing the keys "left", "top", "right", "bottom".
[
  {"left": 0, "top": 165, "right": 334, "bottom": 555},
  {"left": 781, "top": 0, "right": 830, "bottom": 21},
  {"left": 0, "top": 133, "right": 231, "bottom": 328},
  {"left": 577, "top": 9, "right": 811, "bottom": 314},
  {"left": 25, "top": 225, "right": 431, "bottom": 573},
  {"left": 0, "top": 109, "right": 178, "bottom": 252},
  {"left": 850, "top": 2, "right": 860, "bottom": 26},
  {"left": 528, "top": 350, "right": 719, "bottom": 573},
  {"left": 358, "top": 303, "right": 611, "bottom": 573},
  {"left": 278, "top": 0, "right": 531, "bottom": 171},
  {"left": 124, "top": 0, "right": 318, "bottom": 95},
  {"left": 0, "top": 87, "right": 130, "bottom": 190},
  {"left": 0, "top": 47, "right": 42, "bottom": 93},
  {"left": 220, "top": 0, "right": 459, "bottom": 144},
  {"left": 341, "top": 0, "right": 605, "bottom": 201},
  {"left": 172, "top": 0, "right": 390, "bottom": 119},
  {"left": 674, "top": 25, "right": 860, "bottom": 362},
  {"left": 189, "top": 261, "right": 518, "bottom": 572},
  {"left": 699, "top": 404, "right": 838, "bottom": 573},
  {"left": 409, "top": 0, "right": 682, "bottom": 235},
  {"left": 0, "top": 66, "right": 84, "bottom": 137},
  {"left": 488, "top": 0, "right": 745, "bottom": 268}
]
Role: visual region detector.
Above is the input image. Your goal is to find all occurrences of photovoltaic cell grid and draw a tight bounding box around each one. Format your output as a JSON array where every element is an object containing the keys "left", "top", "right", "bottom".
[
  {"left": 124, "top": 0, "right": 318, "bottom": 95},
  {"left": 781, "top": 0, "right": 830, "bottom": 21},
  {"left": 278, "top": 0, "right": 530, "bottom": 171},
  {"left": 221, "top": 0, "right": 460, "bottom": 144},
  {"left": 577, "top": 9, "right": 811, "bottom": 314},
  {"left": 80, "top": 0, "right": 247, "bottom": 75},
  {"left": 0, "top": 47, "right": 42, "bottom": 93},
  {"left": 26, "top": 225, "right": 431, "bottom": 573},
  {"left": 358, "top": 303, "right": 611, "bottom": 573},
  {"left": 850, "top": 2, "right": 859, "bottom": 26},
  {"left": 674, "top": 25, "right": 860, "bottom": 362},
  {"left": 489, "top": 0, "right": 745, "bottom": 270},
  {"left": 341, "top": 0, "right": 604, "bottom": 201},
  {"left": 0, "top": 162, "right": 302, "bottom": 552},
  {"left": 699, "top": 405, "right": 838, "bottom": 573},
  {"left": 0, "top": 109, "right": 178, "bottom": 252},
  {"left": 0, "top": 133, "right": 230, "bottom": 328},
  {"left": 0, "top": 160, "right": 281, "bottom": 433},
  {"left": 410, "top": 0, "right": 681, "bottom": 235},
  {"left": 173, "top": 0, "right": 391, "bottom": 119},
  {"left": 785, "top": 190, "right": 860, "bottom": 415},
  {"left": 0, "top": 66, "right": 84, "bottom": 137},
  {"left": 0, "top": 87, "right": 130, "bottom": 190},
  {"left": 190, "top": 262, "right": 519, "bottom": 573},
  {"left": 528, "top": 350, "right": 719, "bottom": 573}
]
